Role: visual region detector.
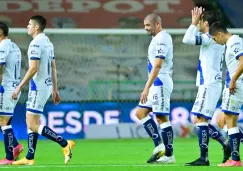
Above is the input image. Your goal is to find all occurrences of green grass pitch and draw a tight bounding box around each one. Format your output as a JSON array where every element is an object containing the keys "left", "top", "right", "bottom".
[{"left": 0, "top": 138, "right": 242, "bottom": 171}]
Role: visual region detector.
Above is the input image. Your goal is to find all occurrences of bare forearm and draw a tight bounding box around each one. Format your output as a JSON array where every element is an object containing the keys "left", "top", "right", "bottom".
[
  {"left": 19, "top": 68, "right": 37, "bottom": 89},
  {"left": 52, "top": 66, "right": 58, "bottom": 91},
  {"left": 144, "top": 66, "right": 160, "bottom": 89},
  {"left": 232, "top": 63, "right": 243, "bottom": 82}
]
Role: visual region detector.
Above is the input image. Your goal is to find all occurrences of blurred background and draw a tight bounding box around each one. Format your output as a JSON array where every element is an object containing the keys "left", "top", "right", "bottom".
[{"left": 0, "top": 0, "right": 243, "bottom": 140}]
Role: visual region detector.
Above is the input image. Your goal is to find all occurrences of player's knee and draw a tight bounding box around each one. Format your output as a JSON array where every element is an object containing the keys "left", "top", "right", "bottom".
[
  {"left": 27, "top": 123, "right": 39, "bottom": 133},
  {"left": 136, "top": 108, "right": 149, "bottom": 120},
  {"left": 0, "top": 117, "right": 11, "bottom": 126},
  {"left": 156, "top": 115, "right": 169, "bottom": 124},
  {"left": 217, "top": 119, "right": 224, "bottom": 129}
]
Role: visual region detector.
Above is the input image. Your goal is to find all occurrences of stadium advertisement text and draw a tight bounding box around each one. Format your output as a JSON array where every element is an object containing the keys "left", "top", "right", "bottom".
[{"left": 0, "top": 102, "right": 243, "bottom": 140}]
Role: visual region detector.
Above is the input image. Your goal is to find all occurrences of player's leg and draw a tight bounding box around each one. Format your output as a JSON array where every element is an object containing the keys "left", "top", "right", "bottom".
[
  {"left": 218, "top": 87, "right": 242, "bottom": 167},
  {"left": 185, "top": 86, "right": 210, "bottom": 166},
  {"left": 136, "top": 88, "right": 164, "bottom": 163},
  {"left": 0, "top": 91, "right": 23, "bottom": 165},
  {"left": 151, "top": 83, "right": 175, "bottom": 164}
]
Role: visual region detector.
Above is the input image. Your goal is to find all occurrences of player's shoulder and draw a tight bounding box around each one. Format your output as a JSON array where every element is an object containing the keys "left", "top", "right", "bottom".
[
  {"left": 30, "top": 33, "right": 49, "bottom": 46},
  {"left": 227, "top": 35, "right": 242, "bottom": 49},
  {"left": 0, "top": 39, "right": 12, "bottom": 51},
  {"left": 155, "top": 30, "right": 172, "bottom": 42}
]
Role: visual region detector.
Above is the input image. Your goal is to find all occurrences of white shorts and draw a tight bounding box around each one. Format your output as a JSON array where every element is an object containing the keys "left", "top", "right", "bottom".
[
  {"left": 191, "top": 83, "right": 222, "bottom": 119},
  {"left": 0, "top": 90, "right": 20, "bottom": 116},
  {"left": 138, "top": 76, "right": 173, "bottom": 116},
  {"left": 221, "top": 82, "right": 243, "bottom": 115},
  {"left": 26, "top": 88, "right": 52, "bottom": 115}
]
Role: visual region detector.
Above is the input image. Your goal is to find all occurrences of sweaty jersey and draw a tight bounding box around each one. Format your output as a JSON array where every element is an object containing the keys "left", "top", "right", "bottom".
[
  {"left": 0, "top": 39, "right": 21, "bottom": 90},
  {"left": 183, "top": 25, "right": 225, "bottom": 86},
  {"left": 225, "top": 35, "right": 243, "bottom": 87},
  {"left": 147, "top": 30, "right": 173, "bottom": 86},
  {"left": 28, "top": 33, "right": 54, "bottom": 90}
]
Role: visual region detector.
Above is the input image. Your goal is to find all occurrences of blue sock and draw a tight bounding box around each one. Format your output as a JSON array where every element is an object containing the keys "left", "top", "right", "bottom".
[
  {"left": 26, "top": 130, "right": 39, "bottom": 160},
  {"left": 38, "top": 125, "right": 68, "bottom": 147},
  {"left": 239, "top": 129, "right": 243, "bottom": 143},
  {"left": 228, "top": 127, "right": 240, "bottom": 161},
  {"left": 197, "top": 123, "right": 209, "bottom": 162},
  {"left": 160, "top": 121, "right": 174, "bottom": 157},
  {"left": 2, "top": 126, "right": 14, "bottom": 160},
  {"left": 208, "top": 124, "right": 227, "bottom": 148},
  {"left": 141, "top": 115, "right": 162, "bottom": 147}
]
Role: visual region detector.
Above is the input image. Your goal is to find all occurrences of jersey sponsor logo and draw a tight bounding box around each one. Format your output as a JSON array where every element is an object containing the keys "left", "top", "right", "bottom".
[
  {"left": 231, "top": 42, "right": 240, "bottom": 48},
  {"left": 215, "top": 74, "right": 222, "bottom": 81},
  {"left": 12, "top": 82, "right": 20, "bottom": 88},
  {"left": 0, "top": 50, "right": 4, "bottom": 53},
  {"left": 30, "top": 45, "right": 40, "bottom": 48},
  {"left": 157, "top": 49, "right": 162, "bottom": 54},
  {"left": 234, "top": 48, "right": 239, "bottom": 54},
  {"left": 45, "top": 77, "right": 52, "bottom": 86},
  {"left": 157, "top": 43, "right": 166, "bottom": 46},
  {"left": 31, "top": 50, "right": 39, "bottom": 55}
]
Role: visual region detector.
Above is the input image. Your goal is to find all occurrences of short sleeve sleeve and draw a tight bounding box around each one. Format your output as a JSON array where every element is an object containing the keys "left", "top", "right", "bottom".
[
  {"left": 29, "top": 40, "right": 42, "bottom": 60},
  {"left": 231, "top": 39, "right": 243, "bottom": 60},
  {"left": 0, "top": 44, "right": 8, "bottom": 65},
  {"left": 155, "top": 36, "right": 171, "bottom": 59}
]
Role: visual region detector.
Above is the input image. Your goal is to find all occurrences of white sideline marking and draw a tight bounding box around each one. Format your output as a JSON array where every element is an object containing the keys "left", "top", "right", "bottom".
[{"left": 0, "top": 164, "right": 182, "bottom": 168}]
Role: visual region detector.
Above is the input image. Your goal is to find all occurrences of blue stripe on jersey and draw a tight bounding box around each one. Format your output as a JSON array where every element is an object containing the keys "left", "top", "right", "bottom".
[
  {"left": 30, "top": 79, "right": 37, "bottom": 91},
  {"left": 195, "top": 36, "right": 202, "bottom": 45},
  {"left": 221, "top": 109, "right": 239, "bottom": 115},
  {"left": 197, "top": 60, "right": 204, "bottom": 85},
  {"left": 155, "top": 55, "right": 166, "bottom": 59},
  {"left": 154, "top": 77, "right": 163, "bottom": 86},
  {"left": 0, "top": 112, "right": 13, "bottom": 116},
  {"left": 30, "top": 57, "right": 40, "bottom": 60},
  {"left": 148, "top": 59, "right": 152, "bottom": 73},
  {"left": 226, "top": 70, "right": 231, "bottom": 88},
  {"left": 235, "top": 53, "right": 243, "bottom": 59},
  {"left": 0, "top": 62, "right": 6, "bottom": 65}
]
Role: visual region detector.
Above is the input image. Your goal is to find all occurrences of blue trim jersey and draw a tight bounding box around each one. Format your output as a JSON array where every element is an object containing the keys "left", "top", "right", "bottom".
[
  {"left": 147, "top": 30, "right": 173, "bottom": 86},
  {"left": 0, "top": 39, "right": 21, "bottom": 90},
  {"left": 183, "top": 25, "right": 225, "bottom": 86},
  {"left": 28, "top": 33, "right": 54, "bottom": 90},
  {"left": 225, "top": 35, "right": 243, "bottom": 87}
]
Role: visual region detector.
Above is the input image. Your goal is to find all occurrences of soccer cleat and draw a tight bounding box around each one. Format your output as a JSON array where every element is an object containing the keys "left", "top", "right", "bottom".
[
  {"left": 13, "top": 144, "right": 24, "bottom": 160},
  {"left": 218, "top": 160, "right": 242, "bottom": 167},
  {"left": 0, "top": 158, "right": 14, "bottom": 165},
  {"left": 185, "top": 158, "right": 210, "bottom": 166},
  {"left": 12, "top": 157, "right": 34, "bottom": 165},
  {"left": 156, "top": 155, "right": 176, "bottom": 164},
  {"left": 62, "top": 140, "right": 75, "bottom": 164},
  {"left": 222, "top": 144, "right": 231, "bottom": 163},
  {"left": 147, "top": 143, "right": 165, "bottom": 163}
]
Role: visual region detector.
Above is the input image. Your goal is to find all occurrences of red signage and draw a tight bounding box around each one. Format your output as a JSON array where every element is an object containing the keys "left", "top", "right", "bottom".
[{"left": 0, "top": 0, "right": 194, "bottom": 28}]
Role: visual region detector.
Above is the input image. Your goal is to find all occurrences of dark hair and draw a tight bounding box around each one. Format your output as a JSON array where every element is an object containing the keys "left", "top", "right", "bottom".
[
  {"left": 200, "top": 11, "right": 220, "bottom": 27},
  {"left": 0, "top": 22, "right": 9, "bottom": 36},
  {"left": 209, "top": 21, "right": 228, "bottom": 36},
  {"left": 30, "top": 15, "right": 46, "bottom": 31}
]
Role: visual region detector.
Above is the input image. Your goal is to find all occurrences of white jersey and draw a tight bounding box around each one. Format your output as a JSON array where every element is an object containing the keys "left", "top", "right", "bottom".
[
  {"left": 0, "top": 39, "right": 21, "bottom": 90},
  {"left": 28, "top": 33, "right": 54, "bottom": 90},
  {"left": 183, "top": 25, "right": 225, "bottom": 86},
  {"left": 225, "top": 35, "right": 243, "bottom": 87},
  {"left": 147, "top": 30, "right": 173, "bottom": 86}
]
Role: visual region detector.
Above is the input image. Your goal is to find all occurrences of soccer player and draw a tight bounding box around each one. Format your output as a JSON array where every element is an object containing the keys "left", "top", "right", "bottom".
[
  {"left": 0, "top": 22, "right": 24, "bottom": 164},
  {"left": 209, "top": 21, "right": 243, "bottom": 167},
  {"left": 11, "top": 15, "right": 75, "bottom": 165},
  {"left": 183, "top": 7, "right": 231, "bottom": 166},
  {"left": 136, "top": 13, "right": 175, "bottom": 164}
]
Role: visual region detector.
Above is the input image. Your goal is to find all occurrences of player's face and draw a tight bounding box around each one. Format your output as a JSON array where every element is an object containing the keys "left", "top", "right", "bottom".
[
  {"left": 212, "top": 32, "right": 225, "bottom": 45},
  {"left": 27, "top": 20, "right": 37, "bottom": 36},
  {"left": 144, "top": 19, "right": 156, "bottom": 36}
]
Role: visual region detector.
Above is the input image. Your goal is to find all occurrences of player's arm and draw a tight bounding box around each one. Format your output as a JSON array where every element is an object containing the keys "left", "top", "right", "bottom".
[
  {"left": 229, "top": 43, "right": 243, "bottom": 94},
  {"left": 12, "top": 42, "right": 41, "bottom": 99},
  {"left": 51, "top": 58, "right": 61, "bottom": 104},
  {"left": 0, "top": 46, "right": 7, "bottom": 92}
]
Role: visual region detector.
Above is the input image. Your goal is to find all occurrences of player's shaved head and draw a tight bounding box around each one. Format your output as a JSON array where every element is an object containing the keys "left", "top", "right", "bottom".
[{"left": 144, "top": 13, "right": 162, "bottom": 24}]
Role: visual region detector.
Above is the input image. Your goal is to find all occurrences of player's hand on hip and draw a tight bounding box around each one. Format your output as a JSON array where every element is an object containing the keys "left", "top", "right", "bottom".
[
  {"left": 191, "top": 6, "right": 204, "bottom": 26},
  {"left": 12, "top": 87, "right": 21, "bottom": 100},
  {"left": 229, "top": 80, "right": 236, "bottom": 94},
  {"left": 52, "top": 90, "right": 61, "bottom": 105},
  {"left": 140, "top": 88, "right": 149, "bottom": 104}
]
